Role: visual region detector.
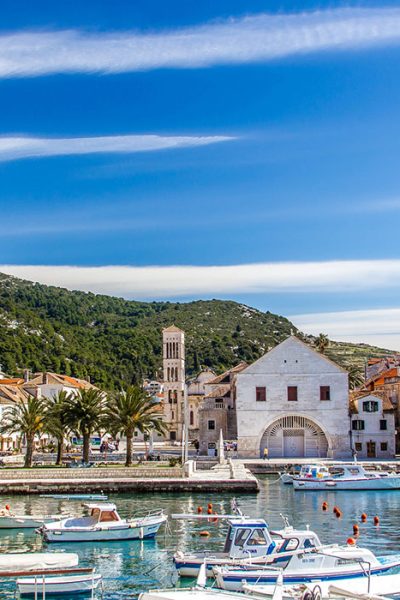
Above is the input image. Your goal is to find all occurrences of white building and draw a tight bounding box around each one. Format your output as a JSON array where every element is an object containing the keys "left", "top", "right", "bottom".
[
  {"left": 350, "top": 393, "right": 395, "bottom": 458},
  {"left": 162, "top": 325, "right": 186, "bottom": 442},
  {"left": 236, "top": 336, "right": 351, "bottom": 458}
]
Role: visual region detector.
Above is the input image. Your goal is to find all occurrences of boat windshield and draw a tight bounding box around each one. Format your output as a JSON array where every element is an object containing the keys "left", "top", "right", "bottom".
[{"left": 90, "top": 508, "right": 120, "bottom": 522}]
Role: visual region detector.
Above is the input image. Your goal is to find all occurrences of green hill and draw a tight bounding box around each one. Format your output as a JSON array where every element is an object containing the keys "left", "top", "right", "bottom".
[{"left": 0, "top": 273, "right": 392, "bottom": 389}]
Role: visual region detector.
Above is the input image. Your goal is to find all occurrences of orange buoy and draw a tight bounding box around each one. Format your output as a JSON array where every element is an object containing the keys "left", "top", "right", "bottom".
[
  {"left": 347, "top": 537, "right": 356, "bottom": 545},
  {"left": 322, "top": 502, "right": 328, "bottom": 511},
  {"left": 197, "top": 506, "right": 203, "bottom": 514},
  {"left": 333, "top": 506, "right": 340, "bottom": 514},
  {"left": 207, "top": 503, "right": 213, "bottom": 509},
  {"left": 361, "top": 513, "right": 367, "bottom": 522},
  {"left": 200, "top": 530, "right": 210, "bottom": 537},
  {"left": 353, "top": 524, "right": 360, "bottom": 535},
  {"left": 335, "top": 510, "right": 342, "bottom": 518},
  {"left": 374, "top": 516, "right": 380, "bottom": 526},
  {"left": 5, "top": 505, "right": 10, "bottom": 511},
  {"left": 207, "top": 508, "right": 213, "bottom": 515}
]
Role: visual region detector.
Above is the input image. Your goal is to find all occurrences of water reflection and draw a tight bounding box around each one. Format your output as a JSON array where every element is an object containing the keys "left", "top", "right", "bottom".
[{"left": 0, "top": 476, "right": 399, "bottom": 597}]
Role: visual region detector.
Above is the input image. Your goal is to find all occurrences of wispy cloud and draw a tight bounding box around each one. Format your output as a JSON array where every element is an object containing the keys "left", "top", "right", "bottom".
[
  {"left": 1, "top": 8, "right": 400, "bottom": 78},
  {"left": 290, "top": 307, "right": 400, "bottom": 352},
  {"left": 0, "top": 134, "right": 233, "bottom": 162},
  {"left": 2, "top": 259, "right": 400, "bottom": 298}
]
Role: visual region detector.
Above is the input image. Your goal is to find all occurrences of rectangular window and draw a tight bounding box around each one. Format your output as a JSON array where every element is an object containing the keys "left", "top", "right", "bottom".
[
  {"left": 355, "top": 442, "right": 362, "bottom": 452},
  {"left": 320, "top": 386, "right": 331, "bottom": 401},
  {"left": 208, "top": 420, "right": 216, "bottom": 430},
  {"left": 352, "top": 420, "right": 365, "bottom": 431},
  {"left": 380, "top": 419, "right": 387, "bottom": 430},
  {"left": 256, "top": 387, "right": 266, "bottom": 402},
  {"left": 381, "top": 442, "right": 388, "bottom": 451},
  {"left": 287, "top": 386, "right": 298, "bottom": 401}
]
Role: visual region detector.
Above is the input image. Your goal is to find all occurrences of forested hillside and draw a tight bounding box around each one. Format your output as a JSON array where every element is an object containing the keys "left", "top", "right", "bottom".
[{"left": 0, "top": 273, "right": 392, "bottom": 389}]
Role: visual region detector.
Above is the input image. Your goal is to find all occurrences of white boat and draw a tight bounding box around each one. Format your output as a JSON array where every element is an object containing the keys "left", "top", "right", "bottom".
[
  {"left": 0, "top": 552, "right": 79, "bottom": 573},
  {"left": 243, "top": 572, "right": 400, "bottom": 599},
  {"left": 40, "top": 493, "right": 108, "bottom": 500},
  {"left": 40, "top": 502, "right": 167, "bottom": 543},
  {"left": 173, "top": 513, "right": 322, "bottom": 578},
  {"left": 292, "top": 463, "right": 400, "bottom": 490},
  {"left": 17, "top": 571, "right": 102, "bottom": 596},
  {"left": 0, "top": 513, "right": 64, "bottom": 529},
  {"left": 213, "top": 544, "right": 400, "bottom": 591}
]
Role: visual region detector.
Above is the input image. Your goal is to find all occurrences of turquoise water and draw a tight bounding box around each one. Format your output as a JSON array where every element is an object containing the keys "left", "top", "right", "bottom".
[{"left": 1, "top": 475, "right": 400, "bottom": 598}]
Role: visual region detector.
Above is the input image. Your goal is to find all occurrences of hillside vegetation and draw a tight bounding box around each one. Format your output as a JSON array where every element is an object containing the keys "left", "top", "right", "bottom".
[{"left": 0, "top": 273, "right": 392, "bottom": 389}]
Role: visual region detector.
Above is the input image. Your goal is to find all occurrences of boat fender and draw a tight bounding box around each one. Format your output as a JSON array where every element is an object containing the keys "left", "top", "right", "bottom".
[
  {"left": 266, "top": 541, "right": 276, "bottom": 555},
  {"left": 139, "top": 527, "right": 144, "bottom": 540}
]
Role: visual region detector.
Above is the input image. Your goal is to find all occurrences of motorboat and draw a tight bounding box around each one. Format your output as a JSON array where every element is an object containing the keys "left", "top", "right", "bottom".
[
  {"left": 40, "top": 493, "right": 108, "bottom": 500},
  {"left": 173, "top": 513, "right": 322, "bottom": 578},
  {"left": 0, "top": 511, "right": 64, "bottom": 529},
  {"left": 292, "top": 463, "right": 400, "bottom": 490},
  {"left": 0, "top": 552, "right": 79, "bottom": 573},
  {"left": 243, "top": 572, "right": 400, "bottom": 599},
  {"left": 213, "top": 544, "right": 400, "bottom": 591},
  {"left": 16, "top": 571, "right": 102, "bottom": 596},
  {"left": 39, "top": 502, "right": 167, "bottom": 543}
]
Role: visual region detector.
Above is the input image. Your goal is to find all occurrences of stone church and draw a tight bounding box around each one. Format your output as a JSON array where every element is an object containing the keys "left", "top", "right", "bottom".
[{"left": 236, "top": 336, "right": 352, "bottom": 458}]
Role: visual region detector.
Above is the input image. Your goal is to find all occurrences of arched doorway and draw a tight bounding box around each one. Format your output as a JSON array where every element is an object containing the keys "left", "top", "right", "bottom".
[{"left": 260, "top": 415, "right": 329, "bottom": 458}]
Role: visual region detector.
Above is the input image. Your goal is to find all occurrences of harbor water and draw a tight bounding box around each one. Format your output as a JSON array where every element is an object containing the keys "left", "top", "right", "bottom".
[{"left": 1, "top": 474, "right": 400, "bottom": 598}]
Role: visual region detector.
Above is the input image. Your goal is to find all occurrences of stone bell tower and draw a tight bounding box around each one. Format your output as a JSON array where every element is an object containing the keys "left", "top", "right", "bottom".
[{"left": 162, "top": 325, "right": 186, "bottom": 442}]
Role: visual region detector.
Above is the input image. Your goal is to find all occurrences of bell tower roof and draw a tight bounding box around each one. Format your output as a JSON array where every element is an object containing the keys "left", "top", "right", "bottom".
[{"left": 163, "top": 325, "right": 184, "bottom": 333}]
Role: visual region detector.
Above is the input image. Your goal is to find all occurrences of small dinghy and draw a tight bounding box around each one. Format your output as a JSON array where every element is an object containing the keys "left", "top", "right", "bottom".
[
  {"left": 40, "top": 502, "right": 167, "bottom": 543},
  {"left": 40, "top": 493, "right": 108, "bottom": 501},
  {"left": 16, "top": 571, "right": 102, "bottom": 596}
]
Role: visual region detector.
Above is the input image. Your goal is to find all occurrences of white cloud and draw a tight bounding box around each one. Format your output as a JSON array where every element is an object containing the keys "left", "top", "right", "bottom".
[
  {"left": 2, "top": 259, "right": 400, "bottom": 298},
  {"left": 0, "top": 134, "right": 232, "bottom": 162},
  {"left": 1, "top": 8, "right": 400, "bottom": 77},
  {"left": 290, "top": 308, "right": 400, "bottom": 352}
]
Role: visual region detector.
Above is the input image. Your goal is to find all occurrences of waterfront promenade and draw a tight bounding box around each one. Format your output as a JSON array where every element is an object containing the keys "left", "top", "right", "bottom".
[{"left": 0, "top": 460, "right": 259, "bottom": 494}]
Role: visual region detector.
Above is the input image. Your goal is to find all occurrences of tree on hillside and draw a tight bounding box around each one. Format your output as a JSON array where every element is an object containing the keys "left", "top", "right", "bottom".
[
  {"left": 0, "top": 397, "right": 46, "bottom": 468},
  {"left": 106, "top": 386, "right": 166, "bottom": 467},
  {"left": 44, "top": 391, "right": 71, "bottom": 466},
  {"left": 63, "top": 388, "right": 107, "bottom": 463},
  {"left": 348, "top": 365, "right": 364, "bottom": 390},
  {"left": 315, "top": 333, "right": 329, "bottom": 354}
]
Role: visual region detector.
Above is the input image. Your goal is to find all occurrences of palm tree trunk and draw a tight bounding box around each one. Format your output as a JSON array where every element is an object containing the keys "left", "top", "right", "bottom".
[
  {"left": 83, "top": 434, "right": 90, "bottom": 464},
  {"left": 126, "top": 434, "right": 133, "bottom": 467},
  {"left": 24, "top": 436, "right": 34, "bottom": 468},
  {"left": 56, "top": 437, "right": 64, "bottom": 466}
]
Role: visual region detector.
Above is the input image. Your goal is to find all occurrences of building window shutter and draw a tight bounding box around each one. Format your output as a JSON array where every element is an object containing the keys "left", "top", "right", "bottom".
[
  {"left": 287, "top": 386, "right": 298, "bottom": 401},
  {"left": 256, "top": 387, "right": 266, "bottom": 402},
  {"left": 320, "top": 386, "right": 331, "bottom": 401},
  {"left": 380, "top": 419, "right": 387, "bottom": 430}
]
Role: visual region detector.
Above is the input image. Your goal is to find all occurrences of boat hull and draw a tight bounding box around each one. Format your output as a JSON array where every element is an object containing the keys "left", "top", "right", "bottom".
[
  {"left": 293, "top": 477, "right": 400, "bottom": 490},
  {"left": 0, "top": 515, "right": 62, "bottom": 529},
  {"left": 42, "top": 516, "right": 167, "bottom": 543},
  {"left": 214, "top": 557, "right": 400, "bottom": 591},
  {"left": 17, "top": 573, "right": 102, "bottom": 596}
]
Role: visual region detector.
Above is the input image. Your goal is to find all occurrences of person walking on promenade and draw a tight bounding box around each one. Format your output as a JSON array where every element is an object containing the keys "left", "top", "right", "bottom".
[{"left": 263, "top": 447, "right": 269, "bottom": 461}]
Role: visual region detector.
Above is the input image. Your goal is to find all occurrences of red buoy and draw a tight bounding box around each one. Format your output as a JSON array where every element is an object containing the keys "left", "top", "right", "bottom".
[
  {"left": 361, "top": 513, "right": 367, "bottom": 522},
  {"left": 374, "top": 516, "right": 380, "bottom": 526},
  {"left": 347, "top": 537, "right": 356, "bottom": 545},
  {"left": 197, "top": 506, "right": 203, "bottom": 514},
  {"left": 353, "top": 524, "right": 360, "bottom": 535}
]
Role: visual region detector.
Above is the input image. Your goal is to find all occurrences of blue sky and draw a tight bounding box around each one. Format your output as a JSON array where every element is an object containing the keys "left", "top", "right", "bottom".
[{"left": 2, "top": 1, "right": 400, "bottom": 349}]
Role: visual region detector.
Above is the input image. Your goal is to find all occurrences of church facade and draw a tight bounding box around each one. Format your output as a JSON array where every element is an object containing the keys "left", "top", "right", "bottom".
[{"left": 236, "top": 336, "right": 352, "bottom": 458}]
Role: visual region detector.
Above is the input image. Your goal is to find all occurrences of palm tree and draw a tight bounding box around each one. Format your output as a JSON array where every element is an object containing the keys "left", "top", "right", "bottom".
[
  {"left": 315, "top": 333, "right": 329, "bottom": 354},
  {"left": 0, "top": 397, "right": 46, "bottom": 468},
  {"left": 63, "top": 388, "right": 107, "bottom": 463},
  {"left": 44, "top": 391, "right": 71, "bottom": 466},
  {"left": 106, "top": 386, "right": 166, "bottom": 467},
  {"left": 348, "top": 365, "right": 364, "bottom": 390}
]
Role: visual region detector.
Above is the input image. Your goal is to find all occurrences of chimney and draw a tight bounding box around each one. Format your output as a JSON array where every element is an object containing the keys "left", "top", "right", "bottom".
[
  {"left": 23, "top": 369, "right": 30, "bottom": 383},
  {"left": 42, "top": 372, "right": 48, "bottom": 384}
]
